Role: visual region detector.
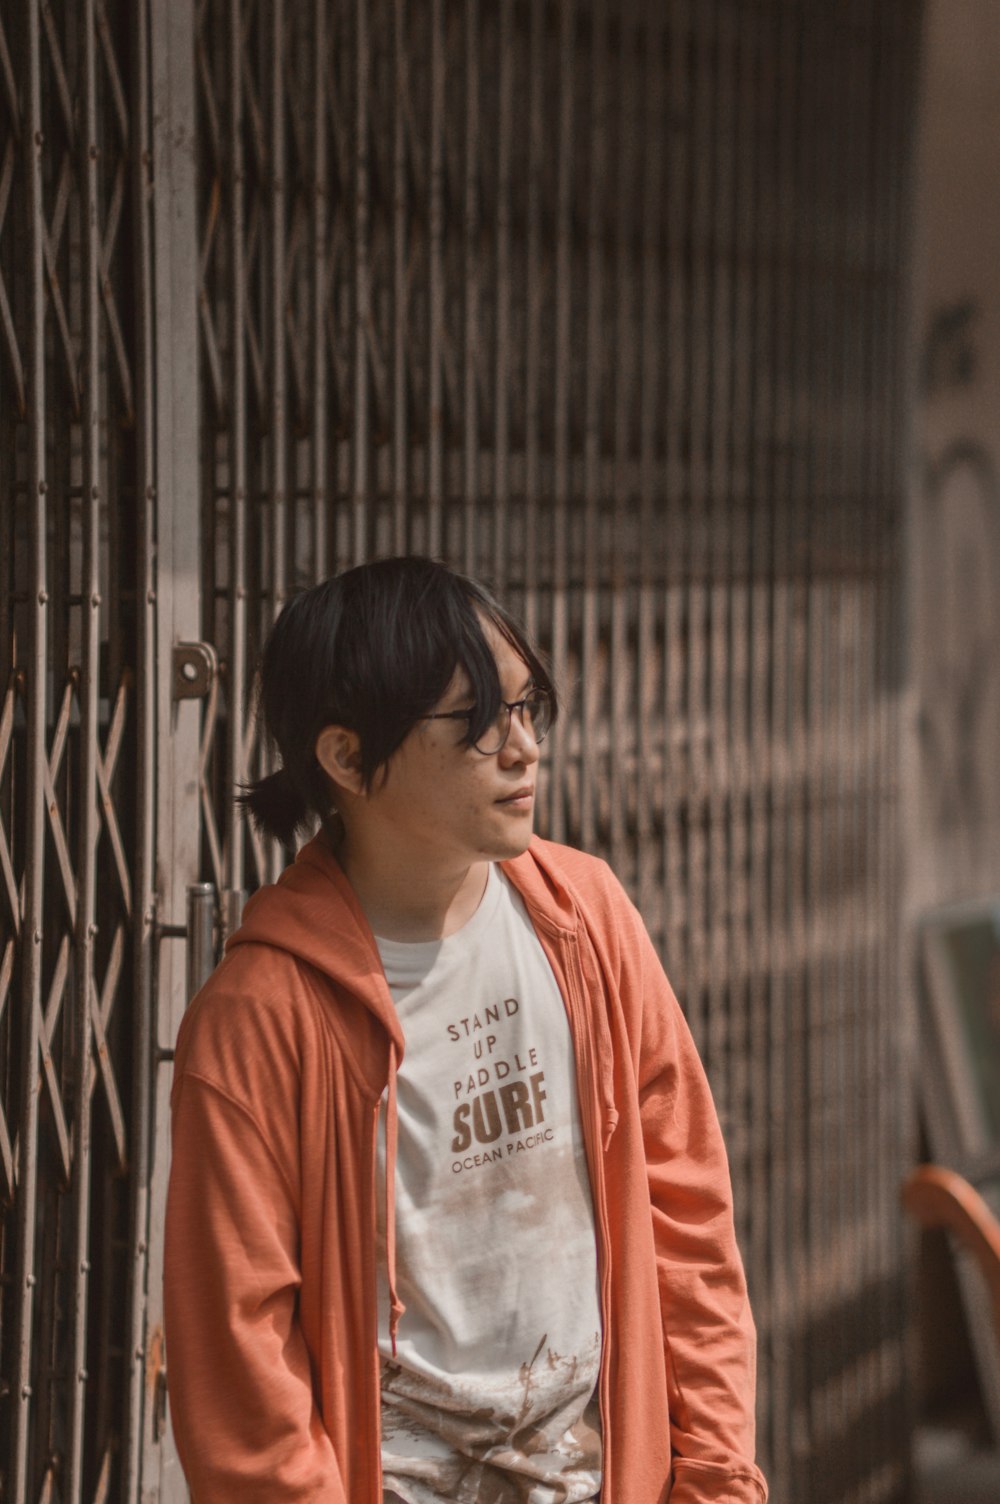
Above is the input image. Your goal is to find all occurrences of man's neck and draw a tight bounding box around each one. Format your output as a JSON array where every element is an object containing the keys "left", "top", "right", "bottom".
[{"left": 334, "top": 831, "right": 490, "bottom": 943}]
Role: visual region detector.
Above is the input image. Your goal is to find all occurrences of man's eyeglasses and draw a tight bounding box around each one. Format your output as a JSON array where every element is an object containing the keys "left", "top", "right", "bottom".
[{"left": 424, "top": 689, "right": 553, "bottom": 755}]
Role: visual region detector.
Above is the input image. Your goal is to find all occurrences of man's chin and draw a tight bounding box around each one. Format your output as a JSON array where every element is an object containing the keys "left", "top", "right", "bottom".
[{"left": 486, "top": 825, "right": 535, "bottom": 862}]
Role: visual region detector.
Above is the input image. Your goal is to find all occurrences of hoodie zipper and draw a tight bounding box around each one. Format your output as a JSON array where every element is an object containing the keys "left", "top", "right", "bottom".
[
  {"left": 559, "top": 930, "right": 615, "bottom": 1500},
  {"left": 370, "top": 1094, "right": 384, "bottom": 1504}
]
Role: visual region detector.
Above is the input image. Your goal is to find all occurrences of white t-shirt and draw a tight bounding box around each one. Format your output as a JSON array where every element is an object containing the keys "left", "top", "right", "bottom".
[{"left": 374, "top": 864, "right": 602, "bottom": 1504}]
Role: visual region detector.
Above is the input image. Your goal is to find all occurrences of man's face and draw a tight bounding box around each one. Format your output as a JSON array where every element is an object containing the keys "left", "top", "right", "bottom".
[{"left": 360, "top": 623, "right": 542, "bottom": 870}]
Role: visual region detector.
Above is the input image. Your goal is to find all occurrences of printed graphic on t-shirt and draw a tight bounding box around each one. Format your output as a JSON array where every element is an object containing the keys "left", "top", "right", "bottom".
[
  {"left": 449, "top": 996, "right": 552, "bottom": 1172},
  {"left": 374, "top": 866, "right": 602, "bottom": 1504}
]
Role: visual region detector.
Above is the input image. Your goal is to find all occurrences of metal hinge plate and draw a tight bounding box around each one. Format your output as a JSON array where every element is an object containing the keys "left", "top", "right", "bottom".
[{"left": 172, "top": 640, "right": 217, "bottom": 700}]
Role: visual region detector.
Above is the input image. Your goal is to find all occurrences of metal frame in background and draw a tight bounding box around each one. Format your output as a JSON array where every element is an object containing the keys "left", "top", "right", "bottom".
[
  {"left": 0, "top": 1, "right": 155, "bottom": 1499},
  {"left": 188, "top": 3, "right": 915, "bottom": 1501}
]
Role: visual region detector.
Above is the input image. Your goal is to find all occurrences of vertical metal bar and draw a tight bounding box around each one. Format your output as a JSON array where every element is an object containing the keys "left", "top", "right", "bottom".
[
  {"left": 352, "top": 0, "right": 370, "bottom": 564},
  {"left": 636, "top": 3, "right": 664, "bottom": 929},
  {"left": 186, "top": 883, "right": 218, "bottom": 999},
  {"left": 876, "top": 3, "right": 912, "bottom": 1486},
  {"left": 226, "top": 0, "right": 247, "bottom": 927},
  {"left": 851, "top": 150, "right": 873, "bottom": 1504},
  {"left": 682, "top": 0, "right": 709, "bottom": 1062},
  {"left": 549, "top": 0, "right": 574, "bottom": 845},
  {"left": 862, "top": 18, "right": 884, "bottom": 1485},
  {"left": 491, "top": 0, "right": 511, "bottom": 592},
  {"left": 828, "top": 6, "right": 856, "bottom": 1478},
  {"left": 391, "top": 0, "right": 407, "bottom": 558},
  {"left": 311, "top": 0, "right": 328, "bottom": 576},
  {"left": 579, "top": 0, "right": 606, "bottom": 862},
  {"left": 785, "top": 8, "right": 810, "bottom": 1492},
  {"left": 798, "top": 7, "right": 823, "bottom": 1475},
  {"left": 146, "top": 0, "right": 201, "bottom": 1495},
  {"left": 67, "top": 3, "right": 102, "bottom": 1496},
  {"left": 125, "top": 0, "right": 157, "bottom": 1488},
  {"left": 742, "top": 0, "right": 774, "bottom": 1463},
  {"left": 721, "top": 0, "right": 751, "bottom": 1248},
  {"left": 705, "top": 0, "right": 732, "bottom": 1125},
  {"left": 609, "top": 1, "right": 635, "bottom": 893},
  {"left": 271, "top": 0, "right": 287, "bottom": 613},
  {"left": 11, "top": 0, "right": 47, "bottom": 1490},
  {"left": 892, "top": 5, "right": 921, "bottom": 1482},
  {"left": 426, "top": 0, "right": 444, "bottom": 560},
  {"left": 765, "top": 0, "right": 796, "bottom": 1488},
  {"left": 662, "top": 0, "right": 686, "bottom": 981},
  {"left": 522, "top": 0, "right": 544, "bottom": 647},
  {"left": 461, "top": 0, "right": 479, "bottom": 578}
]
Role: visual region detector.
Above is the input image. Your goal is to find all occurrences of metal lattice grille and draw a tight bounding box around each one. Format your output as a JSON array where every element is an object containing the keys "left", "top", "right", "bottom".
[
  {"left": 192, "top": 4, "right": 916, "bottom": 1501},
  {"left": 0, "top": 1, "right": 919, "bottom": 1501},
  {"left": 0, "top": 2, "right": 155, "bottom": 1500}
]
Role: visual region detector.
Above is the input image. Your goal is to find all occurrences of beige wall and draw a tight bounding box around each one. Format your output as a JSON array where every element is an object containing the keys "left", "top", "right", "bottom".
[
  {"left": 906, "top": 0, "right": 1000, "bottom": 1421},
  {"left": 908, "top": 0, "right": 1000, "bottom": 910}
]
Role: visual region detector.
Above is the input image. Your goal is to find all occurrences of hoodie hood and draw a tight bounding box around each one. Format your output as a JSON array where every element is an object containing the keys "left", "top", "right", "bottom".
[{"left": 226, "top": 831, "right": 406, "bottom": 1059}]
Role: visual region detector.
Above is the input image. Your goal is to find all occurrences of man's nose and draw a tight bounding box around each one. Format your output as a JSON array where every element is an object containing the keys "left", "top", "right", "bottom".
[{"left": 499, "top": 710, "right": 540, "bottom": 766}]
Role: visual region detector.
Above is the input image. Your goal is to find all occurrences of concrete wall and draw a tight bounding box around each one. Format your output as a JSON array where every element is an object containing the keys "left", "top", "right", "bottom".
[
  {"left": 907, "top": 0, "right": 1000, "bottom": 1426},
  {"left": 909, "top": 0, "right": 1000, "bottom": 911}
]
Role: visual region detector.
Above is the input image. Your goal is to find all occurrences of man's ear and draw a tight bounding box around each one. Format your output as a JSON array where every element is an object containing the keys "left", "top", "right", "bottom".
[{"left": 315, "top": 725, "right": 365, "bottom": 798}]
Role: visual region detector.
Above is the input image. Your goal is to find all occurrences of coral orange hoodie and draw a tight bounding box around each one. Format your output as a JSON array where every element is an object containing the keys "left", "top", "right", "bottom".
[{"left": 164, "top": 834, "right": 767, "bottom": 1504}]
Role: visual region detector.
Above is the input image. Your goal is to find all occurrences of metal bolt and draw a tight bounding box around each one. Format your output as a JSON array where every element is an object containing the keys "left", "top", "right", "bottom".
[
  {"left": 78, "top": 1368, "right": 88, "bottom": 1381},
  {"left": 38, "top": 590, "right": 48, "bottom": 605},
  {"left": 22, "top": 1384, "right": 32, "bottom": 1398},
  {"left": 26, "top": 1274, "right": 36, "bottom": 1287},
  {"left": 91, "top": 592, "right": 101, "bottom": 607},
  {"left": 38, "top": 480, "right": 46, "bottom": 494},
  {"left": 181, "top": 660, "right": 198, "bottom": 682},
  {"left": 147, "top": 589, "right": 156, "bottom": 604}
]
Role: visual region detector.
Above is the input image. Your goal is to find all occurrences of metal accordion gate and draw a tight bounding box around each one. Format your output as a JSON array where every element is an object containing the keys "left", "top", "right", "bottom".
[{"left": 0, "top": 1, "right": 920, "bottom": 1501}]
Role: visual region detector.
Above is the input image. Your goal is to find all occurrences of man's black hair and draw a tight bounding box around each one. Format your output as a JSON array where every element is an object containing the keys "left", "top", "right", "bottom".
[{"left": 240, "top": 555, "right": 558, "bottom": 847}]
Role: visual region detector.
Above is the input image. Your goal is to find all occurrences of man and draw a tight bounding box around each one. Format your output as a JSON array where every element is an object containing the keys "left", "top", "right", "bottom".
[{"left": 164, "top": 555, "right": 767, "bottom": 1504}]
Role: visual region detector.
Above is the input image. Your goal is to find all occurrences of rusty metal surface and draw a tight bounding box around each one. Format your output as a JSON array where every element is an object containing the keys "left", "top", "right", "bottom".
[{"left": 0, "top": 1, "right": 919, "bottom": 1500}]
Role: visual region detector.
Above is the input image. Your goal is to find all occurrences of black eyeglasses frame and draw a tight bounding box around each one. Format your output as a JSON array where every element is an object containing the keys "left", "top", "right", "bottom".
[{"left": 423, "top": 690, "right": 553, "bottom": 755}]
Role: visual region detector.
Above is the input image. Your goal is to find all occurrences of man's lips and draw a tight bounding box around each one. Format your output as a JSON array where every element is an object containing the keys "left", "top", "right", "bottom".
[{"left": 497, "top": 786, "right": 534, "bottom": 805}]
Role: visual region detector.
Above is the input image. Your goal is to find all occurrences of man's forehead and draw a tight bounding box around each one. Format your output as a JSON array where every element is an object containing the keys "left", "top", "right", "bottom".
[{"left": 441, "top": 642, "right": 531, "bottom": 704}]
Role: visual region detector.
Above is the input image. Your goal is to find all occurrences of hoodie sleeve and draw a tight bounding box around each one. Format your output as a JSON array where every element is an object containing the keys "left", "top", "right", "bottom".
[
  {"left": 164, "top": 1068, "right": 346, "bottom": 1503},
  {"left": 628, "top": 906, "right": 768, "bottom": 1504}
]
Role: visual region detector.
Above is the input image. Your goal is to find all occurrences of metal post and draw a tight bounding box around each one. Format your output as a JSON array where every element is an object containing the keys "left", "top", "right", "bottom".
[
  {"left": 11, "top": 2, "right": 48, "bottom": 1492},
  {"left": 186, "top": 883, "right": 218, "bottom": 1000},
  {"left": 146, "top": 2, "right": 201, "bottom": 1497}
]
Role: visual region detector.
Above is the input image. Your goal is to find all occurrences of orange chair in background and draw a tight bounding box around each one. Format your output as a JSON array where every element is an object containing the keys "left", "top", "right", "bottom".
[{"left": 902, "top": 1164, "right": 1000, "bottom": 1345}]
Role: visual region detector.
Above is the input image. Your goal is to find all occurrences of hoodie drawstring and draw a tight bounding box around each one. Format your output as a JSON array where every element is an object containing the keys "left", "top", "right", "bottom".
[
  {"left": 574, "top": 928, "right": 620, "bottom": 1152},
  {"left": 384, "top": 1040, "right": 406, "bottom": 1356}
]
